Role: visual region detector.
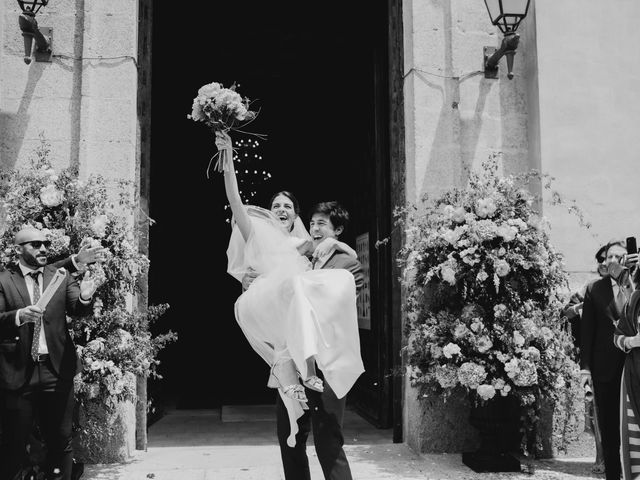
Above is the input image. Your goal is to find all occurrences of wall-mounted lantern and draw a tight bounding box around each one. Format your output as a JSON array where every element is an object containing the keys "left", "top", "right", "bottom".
[
  {"left": 483, "top": 0, "right": 531, "bottom": 80},
  {"left": 17, "top": 0, "right": 52, "bottom": 65}
]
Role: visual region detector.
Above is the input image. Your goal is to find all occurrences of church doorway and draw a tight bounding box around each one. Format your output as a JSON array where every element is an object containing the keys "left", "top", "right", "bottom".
[{"left": 147, "top": 0, "right": 396, "bottom": 431}]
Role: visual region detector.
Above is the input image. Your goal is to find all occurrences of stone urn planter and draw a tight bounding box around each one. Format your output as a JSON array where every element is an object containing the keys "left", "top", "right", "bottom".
[
  {"left": 462, "top": 395, "right": 523, "bottom": 472},
  {"left": 73, "top": 373, "right": 137, "bottom": 464}
]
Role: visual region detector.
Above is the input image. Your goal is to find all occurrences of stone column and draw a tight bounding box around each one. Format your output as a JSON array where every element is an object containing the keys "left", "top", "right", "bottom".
[{"left": 401, "top": 0, "right": 534, "bottom": 452}]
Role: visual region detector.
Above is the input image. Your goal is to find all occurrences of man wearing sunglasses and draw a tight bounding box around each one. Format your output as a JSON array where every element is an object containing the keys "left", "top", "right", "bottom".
[{"left": 0, "top": 227, "right": 98, "bottom": 480}]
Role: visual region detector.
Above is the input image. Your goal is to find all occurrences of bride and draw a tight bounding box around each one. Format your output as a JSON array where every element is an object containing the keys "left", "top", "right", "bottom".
[{"left": 218, "top": 132, "right": 364, "bottom": 447}]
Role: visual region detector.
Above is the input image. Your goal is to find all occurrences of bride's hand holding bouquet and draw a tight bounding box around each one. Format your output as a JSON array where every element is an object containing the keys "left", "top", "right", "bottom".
[{"left": 187, "top": 81, "right": 262, "bottom": 176}]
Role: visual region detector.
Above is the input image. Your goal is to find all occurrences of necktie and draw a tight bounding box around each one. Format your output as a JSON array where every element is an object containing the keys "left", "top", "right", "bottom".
[
  {"left": 29, "top": 271, "right": 42, "bottom": 361},
  {"left": 615, "top": 283, "right": 629, "bottom": 317}
]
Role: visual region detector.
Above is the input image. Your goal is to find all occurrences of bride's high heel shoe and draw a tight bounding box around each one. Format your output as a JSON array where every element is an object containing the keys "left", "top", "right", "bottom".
[
  {"left": 301, "top": 357, "right": 324, "bottom": 393},
  {"left": 269, "top": 358, "right": 308, "bottom": 403},
  {"left": 302, "top": 376, "right": 324, "bottom": 393}
]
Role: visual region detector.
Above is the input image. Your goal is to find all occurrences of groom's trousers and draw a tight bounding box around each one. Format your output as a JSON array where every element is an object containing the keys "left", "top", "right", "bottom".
[{"left": 276, "top": 380, "right": 353, "bottom": 480}]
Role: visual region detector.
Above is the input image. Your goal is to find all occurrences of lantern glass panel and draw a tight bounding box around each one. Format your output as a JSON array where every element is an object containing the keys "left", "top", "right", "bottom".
[
  {"left": 501, "top": 0, "right": 529, "bottom": 16},
  {"left": 484, "top": 0, "right": 502, "bottom": 23}
]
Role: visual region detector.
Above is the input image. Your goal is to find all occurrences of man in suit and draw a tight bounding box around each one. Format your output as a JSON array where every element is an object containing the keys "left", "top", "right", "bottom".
[
  {"left": 0, "top": 227, "right": 97, "bottom": 480},
  {"left": 581, "top": 239, "right": 638, "bottom": 480},
  {"left": 245, "top": 201, "right": 363, "bottom": 480},
  {"left": 563, "top": 244, "right": 607, "bottom": 474}
]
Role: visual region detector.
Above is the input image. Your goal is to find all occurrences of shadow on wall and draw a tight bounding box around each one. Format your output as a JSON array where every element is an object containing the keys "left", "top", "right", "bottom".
[
  {"left": 0, "top": 65, "right": 44, "bottom": 169},
  {"left": 418, "top": 0, "right": 498, "bottom": 197},
  {"left": 458, "top": 79, "right": 494, "bottom": 185}
]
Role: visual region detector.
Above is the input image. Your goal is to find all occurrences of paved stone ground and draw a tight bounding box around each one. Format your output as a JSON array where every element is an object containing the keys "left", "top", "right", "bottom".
[{"left": 83, "top": 407, "right": 603, "bottom": 480}]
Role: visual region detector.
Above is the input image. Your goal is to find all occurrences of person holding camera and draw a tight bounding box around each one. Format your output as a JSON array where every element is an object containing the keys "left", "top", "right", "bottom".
[
  {"left": 613, "top": 242, "right": 640, "bottom": 480},
  {"left": 581, "top": 239, "right": 639, "bottom": 480},
  {"left": 563, "top": 243, "right": 608, "bottom": 474}
]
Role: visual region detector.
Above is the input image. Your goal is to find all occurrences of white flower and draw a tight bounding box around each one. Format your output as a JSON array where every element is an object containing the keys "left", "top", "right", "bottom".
[
  {"left": 197, "top": 82, "right": 222, "bottom": 97},
  {"left": 476, "top": 270, "right": 489, "bottom": 282},
  {"left": 492, "top": 378, "right": 506, "bottom": 390},
  {"left": 91, "top": 214, "right": 109, "bottom": 237},
  {"left": 477, "top": 384, "right": 496, "bottom": 400},
  {"left": 444, "top": 205, "right": 467, "bottom": 223},
  {"left": 441, "top": 228, "right": 461, "bottom": 245},
  {"left": 494, "top": 259, "right": 511, "bottom": 277},
  {"left": 523, "top": 346, "right": 541, "bottom": 361},
  {"left": 540, "top": 326, "right": 554, "bottom": 342},
  {"left": 454, "top": 324, "right": 470, "bottom": 339},
  {"left": 513, "top": 330, "right": 525, "bottom": 347},
  {"left": 507, "top": 218, "right": 528, "bottom": 231},
  {"left": 476, "top": 336, "right": 493, "bottom": 353},
  {"left": 40, "top": 184, "right": 64, "bottom": 207},
  {"left": 470, "top": 320, "right": 484, "bottom": 333},
  {"left": 431, "top": 345, "right": 443, "bottom": 359},
  {"left": 435, "top": 365, "right": 459, "bottom": 388},
  {"left": 457, "top": 362, "right": 487, "bottom": 389},
  {"left": 504, "top": 358, "right": 538, "bottom": 386},
  {"left": 443, "top": 342, "right": 462, "bottom": 358},
  {"left": 493, "top": 304, "right": 508, "bottom": 317},
  {"left": 497, "top": 225, "right": 518, "bottom": 242},
  {"left": 501, "top": 384, "right": 512, "bottom": 396},
  {"left": 475, "top": 198, "right": 497, "bottom": 218},
  {"left": 441, "top": 265, "right": 457, "bottom": 285}
]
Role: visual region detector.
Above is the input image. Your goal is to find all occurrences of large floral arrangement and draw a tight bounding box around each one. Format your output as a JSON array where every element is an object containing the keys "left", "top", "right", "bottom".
[
  {"left": 399, "top": 157, "right": 579, "bottom": 451},
  {"left": 0, "top": 139, "right": 176, "bottom": 454}
]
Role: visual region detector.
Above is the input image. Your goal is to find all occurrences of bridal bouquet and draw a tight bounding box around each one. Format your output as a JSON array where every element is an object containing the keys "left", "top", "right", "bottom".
[{"left": 187, "top": 81, "right": 261, "bottom": 175}]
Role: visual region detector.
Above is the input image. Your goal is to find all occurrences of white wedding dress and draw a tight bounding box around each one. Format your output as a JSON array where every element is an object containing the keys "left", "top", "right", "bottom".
[{"left": 226, "top": 206, "right": 364, "bottom": 446}]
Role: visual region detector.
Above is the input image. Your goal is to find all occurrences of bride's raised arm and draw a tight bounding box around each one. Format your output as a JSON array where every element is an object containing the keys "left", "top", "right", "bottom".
[{"left": 219, "top": 132, "right": 253, "bottom": 242}]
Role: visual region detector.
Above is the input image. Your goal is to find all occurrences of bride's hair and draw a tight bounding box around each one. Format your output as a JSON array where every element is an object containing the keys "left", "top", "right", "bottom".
[{"left": 269, "top": 191, "right": 300, "bottom": 216}]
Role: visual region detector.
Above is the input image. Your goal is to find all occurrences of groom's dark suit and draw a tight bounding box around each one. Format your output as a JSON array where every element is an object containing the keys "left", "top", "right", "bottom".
[
  {"left": 0, "top": 263, "right": 91, "bottom": 480},
  {"left": 581, "top": 277, "right": 626, "bottom": 480},
  {"left": 277, "top": 250, "right": 364, "bottom": 480}
]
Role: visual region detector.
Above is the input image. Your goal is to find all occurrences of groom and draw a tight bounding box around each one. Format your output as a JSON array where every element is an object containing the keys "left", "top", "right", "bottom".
[
  {"left": 244, "top": 201, "right": 363, "bottom": 480},
  {"left": 0, "top": 227, "right": 97, "bottom": 480}
]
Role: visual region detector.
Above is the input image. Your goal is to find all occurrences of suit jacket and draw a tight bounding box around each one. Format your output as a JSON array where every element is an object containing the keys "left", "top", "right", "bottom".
[
  {"left": 580, "top": 276, "right": 626, "bottom": 382},
  {"left": 0, "top": 263, "right": 91, "bottom": 390},
  {"left": 51, "top": 256, "right": 79, "bottom": 273},
  {"left": 318, "top": 250, "right": 364, "bottom": 295}
]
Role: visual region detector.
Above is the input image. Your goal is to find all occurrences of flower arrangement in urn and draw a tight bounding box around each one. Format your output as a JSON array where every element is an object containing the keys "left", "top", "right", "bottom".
[
  {"left": 399, "top": 156, "right": 578, "bottom": 452},
  {"left": 0, "top": 137, "right": 176, "bottom": 461}
]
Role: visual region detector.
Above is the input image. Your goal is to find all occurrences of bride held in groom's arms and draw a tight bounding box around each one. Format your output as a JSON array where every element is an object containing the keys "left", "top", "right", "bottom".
[{"left": 217, "top": 131, "right": 364, "bottom": 447}]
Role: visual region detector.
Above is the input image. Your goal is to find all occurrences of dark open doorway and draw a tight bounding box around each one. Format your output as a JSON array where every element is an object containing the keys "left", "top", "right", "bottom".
[{"left": 148, "top": 0, "right": 395, "bottom": 428}]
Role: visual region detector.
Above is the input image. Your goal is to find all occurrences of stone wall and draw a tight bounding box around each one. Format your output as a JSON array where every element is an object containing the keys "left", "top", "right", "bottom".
[
  {"left": 0, "top": 0, "right": 138, "bottom": 187},
  {"left": 534, "top": 0, "right": 640, "bottom": 290}
]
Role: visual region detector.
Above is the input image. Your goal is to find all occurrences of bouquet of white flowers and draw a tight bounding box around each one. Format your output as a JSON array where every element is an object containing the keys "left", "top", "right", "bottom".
[{"left": 187, "top": 82, "right": 262, "bottom": 175}]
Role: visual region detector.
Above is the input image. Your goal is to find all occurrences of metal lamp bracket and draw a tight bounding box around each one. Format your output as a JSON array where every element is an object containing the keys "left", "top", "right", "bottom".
[
  {"left": 484, "top": 46, "right": 498, "bottom": 79},
  {"left": 34, "top": 26, "right": 52, "bottom": 62}
]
